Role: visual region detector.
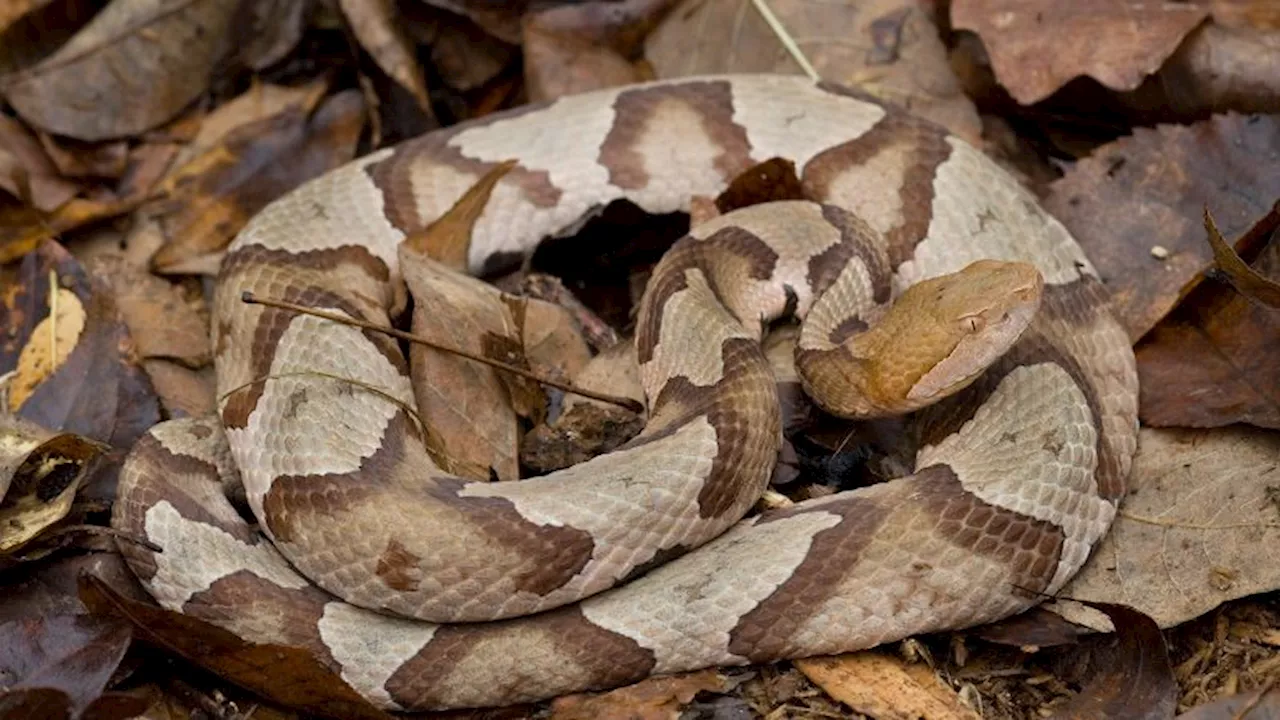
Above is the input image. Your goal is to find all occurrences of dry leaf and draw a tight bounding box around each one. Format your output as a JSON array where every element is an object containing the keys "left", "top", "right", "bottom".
[
  {"left": 420, "top": 0, "right": 527, "bottom": 44},
  {"left": 185, "top": 79, "right": 329, "bottom": 160},
  {"left": 405, "top": 159, "right": 515, "bottom": 268},
  {"left": 1045, "top": 603, "right": 1177, "bottom": 720},
  {"left": 646, "top": 0, "right": 982, "bottom": 143},
  {"left": 37, "top": 135, "right": 128, "bottom": 179},
  {"left": 0, "top": 416, "right": 103, "bottom": 556},
  {"left": 235, "top": 0, "right": 309, "bottom": 71},
  {"left": 90, "top": 254, "right": 210, "bottom": 368},
  {"left": 1054, "top": 426, "right": 1280, "bottom": 630},
  {"left": 401, "top": 251, "right": 523, "bottom": 481},
  {"left": 549, "top": 669, "right": 730, "bottom": 720},
  {"left": 1177, "top": 687, "right": 1280, "bottom": 719},
  {"left": 796, "top": 653, "right": 981, "bottom": 720},
  {"left": 0, "top": 114, "right": 79, "bottom": 211},
  {"left": 952, "top": 0, "right": 1209, "bottom": 105},
  {"left": 407, "top": 3, "right": 518, "bottom": 93},
  {"left": 1044, "top": 113, "right": 1280, "bottom": 341},
  {"left": 7, "top": 285, "right": 84, "bottom": 410},
  {"left": 0, "top": 0, "right": 247, "bottom": 140},
  {"left": 0, "top": 613, "right": 133, "bottom": 718},
  {"left": 151, "top": 89, "right": 365, "bottom": 275},
  {"left": 0, "top": 0, "right": 99, "bottom": 76},
  {"left": 1160, "top": 22, "right": 1280, "bottom": 116},
  {"left": 339, "top": 0, "right": 433, "bottom": 115},
  {"left": 1135, "top": 216, "right": 1280, "bottom": 428},
  {"left": 1204, "top": 204, "right": 1280, "bottom": 308}
]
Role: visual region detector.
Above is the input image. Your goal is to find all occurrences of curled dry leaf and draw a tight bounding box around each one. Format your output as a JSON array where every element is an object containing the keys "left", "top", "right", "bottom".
[
  {"left": 1135, "top": 211, "right": 1280, "bottom": 428},
  {"left": 549, "top": 669, "right": 730, "bottom": 720},
  {"left": 796, "top": 653, "right": 980, "bottom": 720},
  {"left": 1054, "top": 426, "right": 1280, "bottom": 631},
  {"left": 1044, "top": 113, "right": 1280, "bottom": 341},
  {"left": 338, "top": 0, "right": 434, "bottom": 115},
  {"left": 646, "top": 0, "right": 982, "bottom": 143},
  {"left": 77, "top": 575, "right": 393, "bottom": 720},
  {"left": 1203, "top": 204, "right": 1280, "bottom": 308},
  {"left": 1045, "top": 602, "right": 1177, "bottom": 720},
  {"left": 0, "top": 416, "right": 103, "bottom": 556},
  {"left": 0, "top": 0, "right": 247, "bottom": 140},
  {"left": 151, "top": 89, "right": 365, "bottom": 275}
]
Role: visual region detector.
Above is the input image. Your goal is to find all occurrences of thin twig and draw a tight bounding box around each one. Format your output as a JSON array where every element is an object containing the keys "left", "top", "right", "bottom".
[
  {"left": 750, "top": 0, "right": 820, "bottom": 82},
  {"left": 240, "top": 292, "right": 645, "bottom": 414}
]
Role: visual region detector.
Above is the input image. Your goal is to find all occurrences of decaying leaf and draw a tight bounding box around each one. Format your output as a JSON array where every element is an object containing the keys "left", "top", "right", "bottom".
[
  {"left": 1045, "top": 602, "right": 1177, "bottom": 719},
  {"left": 0, "top": 0, "right": 247, "bottom": 140},
  {"left": 0, "top": 613, "right": 132, "bottom": 718},
  {"left": 78, "top": 575, "right": 393, "bottom": 720},
  {"left": 549, "top": 669, "right": 731, "bottom": 720},
  {"left": 952, "top": 0, "right": 1209, "bottom": 105},
  {"left": 1136, "top": 215, "right": 1280, "bottom": 428},
  {"left": 150, "top": 89, "right": 365, "bottom": 275},
  {"left": 1044, "top": 113, "right": 1280, "bottom": 341},
  {"left": 1204, "top": 204, "right": 1280, "bottom": 308},
  {"left": 796, "top": 653, "right": 981, "bottom": 720},
  {"left": 646, "top": 0, "right": 981, "bottom": 143},
  {"left": 0, "top": 241, "right": 161, "bottom": 448},
  {"left": 0, "top": 416, "right": 103, "bottom": 556},
  {"left": 1054, "top": 427, "right": 1280, "bottom": 631},
  {"left": 339, "top": 0, "right": 434, "bottom": 114}
]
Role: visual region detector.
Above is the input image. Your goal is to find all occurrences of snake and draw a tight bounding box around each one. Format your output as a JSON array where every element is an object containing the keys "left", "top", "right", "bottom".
[{"left": 111, "top": 74, "right": 1139, "bottom": 711}]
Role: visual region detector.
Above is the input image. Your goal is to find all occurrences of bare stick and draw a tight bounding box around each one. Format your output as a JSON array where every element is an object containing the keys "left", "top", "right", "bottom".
[{"left": 241, "top": 292, "right": 645, "bottom": 414}]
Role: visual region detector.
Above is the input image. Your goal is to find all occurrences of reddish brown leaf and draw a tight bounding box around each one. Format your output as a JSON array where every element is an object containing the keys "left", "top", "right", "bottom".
[
  {"left": 1046, "top": 602, "right": 1176, "bottom": 719},
  {"left": 952, "top": 0, "right": 1209, "bottom": 104},
  {"left": 150, "top": 90, "right": 365, "bottom": 275},
  {"left": 1136, "top": 224, "right": 1280, "bottom": 428},
  {"left": 0, "top": 614, "right": 131, "bottom": 718},
  {"left": 976, "top": 607, "right": 1086, "bottom": 649},
  {"left": 714, "top": 157, "right": 806, "bottom": 215},
  {"left": 404, "top": 159, "right": 514, "bottom": 268},
  {"left": 1044, "top": 113, "right": 1280, "bottom": 341},
  {"left": 77, "top": 575, "right": 392, "bottom": 720}
]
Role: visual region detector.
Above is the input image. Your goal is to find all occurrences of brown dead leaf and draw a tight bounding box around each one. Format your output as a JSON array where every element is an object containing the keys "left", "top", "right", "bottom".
[
  {"left": 646, "top": 0, "right": 982, "bottom": 143},
  {"left": 420, "top": 0, "right": 527, "bottom": 44},
  {"left": 952, "top": 0, "right": 1210, "bottom": 105},
  {"left": 339, "top": 0, "right": 433, "bottom": 115},
  {"left": 522, "top": 0, "right": 672, "bottom": 102},
  {"left": 0, "top": 613, "right": 133, "bottom": 719},
  {"left": 90, "top": 254, "right": 210, "bottom": 368},
  {"left": 1054, "top": 426, "right": 1280, "bottom": 631},
  {"left": 1136, "top": 215, "right": 1279, "bottom": 428},
  {"left": 151, "top": 90, "right": 365, "bottom": 275},
  {"left": 0, "top": 0, "right": 98, "bottom": 76},
  {"left": 0, "top": 416, "right": 103, "bottom": 557},
  {"left": 405, "top": 159, "right": 515, "bottom": 268},
  {"left": 235, "top": 0, "right": 308, "bottom": 71},
  {"left": 0, "top": 552, "right": 147, "bottom": 626},
  {"left": 1045, "top": 602, "right": 1177, "bottom": 719},
  {"left": 1161, "top": 22, "right": 1280, "bottom": 116},
  {"left": 0, "top": 114, "right": 80, "bottom": 211},
  {"left": 1044, "top": 113, "right": 1280, "bottom": 341},
  {"left": 796, "top": 653, "right": 981, "bottom": 720},
  {"left": 0, "top": 241, "right": 161, "bottom": 448},
  {"left": 78, "top": 575, "right": 392, "bottom": 720},
  {"left": 401, "top": 251, "right": 522, "bottom": 480},
  {"left": 715, "top": 157, "right": 806, "bottom": 215},
  {"left": 0, "top": 0, "right": 247, "bottom": 140},
  {"left": 37, "top": 135, "right": 128, "bottom": 180},
  {"left": 549, "top": 669, "right": 730, "bottom": 720},
  {"left": 186, "top": 79, "right": 329, "bottom": 160},
  {"left": 1204, "top": 204, "right": 1280, "bottom": 308},
  {"left": 409, "top": 3, "right": 517, "bottom": 93}
]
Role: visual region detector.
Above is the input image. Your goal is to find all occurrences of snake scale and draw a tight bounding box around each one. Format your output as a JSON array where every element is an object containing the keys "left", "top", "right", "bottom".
[{"left": 112, "top": 74, "right": 1139, "bottom": 711}]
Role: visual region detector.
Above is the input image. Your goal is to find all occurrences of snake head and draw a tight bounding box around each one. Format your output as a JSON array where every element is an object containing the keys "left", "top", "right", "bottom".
[{"left": 807, "top": 259, "right": 1044, "bottom": 418}]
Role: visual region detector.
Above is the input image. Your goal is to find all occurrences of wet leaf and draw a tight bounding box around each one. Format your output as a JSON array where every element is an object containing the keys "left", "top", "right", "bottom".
[
  {"left": 150, "top": 89, "right": 365, "bottom": 275},
  {"left": 796, "top": 653, "right": 981, "bottom": 720},
  {"left": 549, "top": 669, "right": 730, "bottom": 720},
  {"left": 1055, "top": 426, "right": 1280, "bottom": 630},
  {"left": 338, "top": 0, "right": 433, "bottom": 115},
  {"left": 1045, "top": 602, "right": 1176, "bottom": 719},
  {"left": 1044, "top": 113, "right": 1280, "bottom": 341},
  {"left": 0, "top": 613, "right": 132, "bottom": 718},
  {"left": 78, "top": 575, "right": 392, "bottom": 720},
  {"left": 647, "top": 0, "right": 981, "bottom": 143},
  {"left": 0, "top": 0, "right": 247, "bottom": 140},
  {"left": 952, "top": 0, "right": 1209, "bottom": 105}
]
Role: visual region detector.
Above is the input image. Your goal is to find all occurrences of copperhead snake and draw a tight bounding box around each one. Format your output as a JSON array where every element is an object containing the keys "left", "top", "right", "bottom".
[{"left": 112, "top": 74, "right": 1139, "bottom": 711}]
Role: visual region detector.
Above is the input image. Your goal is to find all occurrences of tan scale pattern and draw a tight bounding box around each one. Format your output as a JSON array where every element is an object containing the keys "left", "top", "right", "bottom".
[{"left": 112, "top": 75, "right": 1140, "bottom": 711}]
